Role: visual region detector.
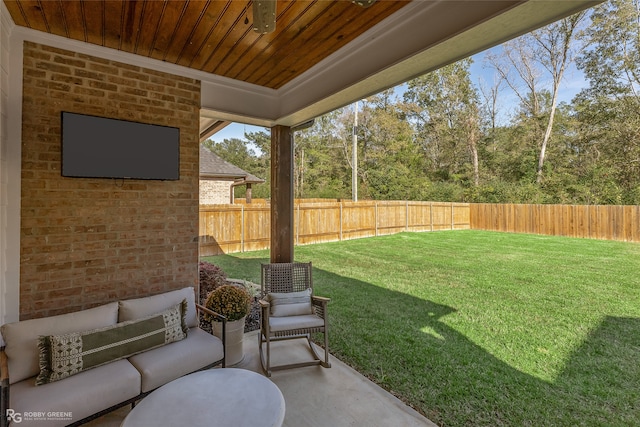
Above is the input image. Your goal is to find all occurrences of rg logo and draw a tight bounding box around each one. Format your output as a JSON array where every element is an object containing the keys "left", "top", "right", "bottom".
[{"left": 6, "top": 409, "right": 22, "bottom": 423}]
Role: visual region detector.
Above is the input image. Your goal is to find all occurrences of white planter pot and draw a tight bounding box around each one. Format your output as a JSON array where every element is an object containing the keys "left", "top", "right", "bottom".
[{"left": 212, "top": 317, "right": 245, "bottom": 366}]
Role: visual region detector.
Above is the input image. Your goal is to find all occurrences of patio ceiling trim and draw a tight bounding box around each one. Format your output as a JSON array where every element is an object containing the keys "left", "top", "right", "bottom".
[{"left": 199, "top": 120, "right": 231, "bottom": 142}]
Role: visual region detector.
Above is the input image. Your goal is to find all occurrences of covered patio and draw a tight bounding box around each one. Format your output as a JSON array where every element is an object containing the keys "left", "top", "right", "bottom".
[
  {"left": 88, "top": 331, "right": 435, "bottom": 426},
  {"left": 0, "top": 0, "right": 599, "bottom": 425}
]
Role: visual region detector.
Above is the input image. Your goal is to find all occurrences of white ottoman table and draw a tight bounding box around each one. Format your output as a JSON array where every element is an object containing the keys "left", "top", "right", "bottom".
[{"left": 121, "top": 369, "right": 285, "bottom": 427}]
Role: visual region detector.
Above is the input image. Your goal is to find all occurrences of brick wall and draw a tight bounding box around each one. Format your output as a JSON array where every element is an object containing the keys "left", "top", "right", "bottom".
[
  {"left": 200, "top": 179, "right": 233, "bottom": 204},
  {"left": 20, "top": 42, "right": 201, "bottom": 320}
]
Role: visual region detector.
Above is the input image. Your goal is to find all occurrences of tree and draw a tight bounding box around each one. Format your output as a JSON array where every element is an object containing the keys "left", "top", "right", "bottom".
[
  {"left": 478, "top": 73, "right": 505, "bottom": 152},
  {"left": 578, "top": 0, "right": 640, "bottom": 99},
  {"left": 358, "top": 90, "right": 427, "bottom": 200},
  {"left": 293, "top": 109, "right": 353, "bottom": 199},
  {"left": 574, "top": 0, "right": 640, "bottom": 203},
  {"left": 202, "top": 137, "right": 258, "bottom": 172},
  {"left": 242, "top": 130, "right": 271, "bottom": 199},
  {"left": 203, "top": 131, "right": 272, "bottom": 199},
  {"left": 403, "top": 59, "right": 482, "bottom": 188},
  {"left": 488, "top": 12, "right": 586, "bottom": 183}
]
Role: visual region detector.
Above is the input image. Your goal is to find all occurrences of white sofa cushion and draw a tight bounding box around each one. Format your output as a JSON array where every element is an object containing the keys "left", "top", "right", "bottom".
[
  {"left": 10, "top": 359, "right": 140, "bottom": 427},
  {"left": 0, "top": 302, "right": 119, "bottom": 384},
  {"left": 269, "top": 314, "right": 325, "bottom": 332},
  {"left": 128, "top": 328, "right": 224, "bottom": 392},
  {"left": 118, "top": 287, "right": 198, "bottom": 328}
]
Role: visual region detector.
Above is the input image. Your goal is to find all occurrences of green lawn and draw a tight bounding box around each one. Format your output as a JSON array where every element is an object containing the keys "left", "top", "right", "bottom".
[{"left": 203, "top": 230, "right": 640, "bottom": 427}]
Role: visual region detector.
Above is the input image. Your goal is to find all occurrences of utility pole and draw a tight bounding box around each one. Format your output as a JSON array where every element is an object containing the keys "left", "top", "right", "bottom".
[
  {"left": 352, "top": 101, "right": 358, "bottom": 202},
  {"left": 300, "top": 148, "right": 304, "bottom": 198}
]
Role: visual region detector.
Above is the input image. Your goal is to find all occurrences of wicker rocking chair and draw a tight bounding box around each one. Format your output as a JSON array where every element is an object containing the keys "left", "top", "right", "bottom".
[{"left": 259, "top": 262, "right": 331, "bottom": 377}]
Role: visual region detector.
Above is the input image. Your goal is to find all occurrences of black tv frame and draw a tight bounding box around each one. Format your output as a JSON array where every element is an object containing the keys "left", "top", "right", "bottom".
[{"left": 61, "top": 111, "right": 180, "bottom": 181}]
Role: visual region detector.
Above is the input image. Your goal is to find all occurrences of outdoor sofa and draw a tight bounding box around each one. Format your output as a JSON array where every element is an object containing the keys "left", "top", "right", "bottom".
[{"left": 0, "top": 287, "right": 225, "bottom": 426}]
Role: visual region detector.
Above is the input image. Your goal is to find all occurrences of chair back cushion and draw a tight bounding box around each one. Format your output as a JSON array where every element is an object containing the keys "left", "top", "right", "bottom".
[
  {"left": 267, "top": 289, "right": 313, "bottom": 317},
  {"left": 118, "top": 287, "right": 198, "bottom": 328},
  {"left": 0, "top": 302, "right": 119, "bottom": 384}
]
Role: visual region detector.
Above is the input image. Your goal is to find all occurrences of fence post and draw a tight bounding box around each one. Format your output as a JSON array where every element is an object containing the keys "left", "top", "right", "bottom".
[
  {"left": 589, "top": 205, "right": 600, "bottom": 239},
  {"left": 406, "top": 200, "right": 409, "bottom": 232},
  {"left": 430, "top": 202, "right": 434, "bottom": 232},
  {"left": 241, "top": 204, "right": 245, "bottom": 253},
  {"left": 296, "top": 202, "right": 300, "bottom": 246},
  {"left": 340, "top": 202, "right": 343, "bottom": 241},
  {"left": 451, "top": 202, "right": 454, "bottom": 230},
  {"left": 375, "top": 202, "right": 379, "bottom": 236}
]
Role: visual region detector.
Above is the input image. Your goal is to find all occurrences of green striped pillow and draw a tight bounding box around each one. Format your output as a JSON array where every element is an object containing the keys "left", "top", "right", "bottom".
[{"left": 36, "top": 299, "right": 187, "bottom": 385}]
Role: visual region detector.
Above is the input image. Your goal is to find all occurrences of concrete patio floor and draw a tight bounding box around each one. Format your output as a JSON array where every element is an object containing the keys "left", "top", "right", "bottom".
[{"left": 86, "top": 331, "right": 437, "bottom": 426}]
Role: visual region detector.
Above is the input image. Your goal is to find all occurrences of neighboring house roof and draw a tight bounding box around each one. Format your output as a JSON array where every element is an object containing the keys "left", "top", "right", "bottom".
[{"left": 199, "top": 146, "right": 265, "bottom": 184}]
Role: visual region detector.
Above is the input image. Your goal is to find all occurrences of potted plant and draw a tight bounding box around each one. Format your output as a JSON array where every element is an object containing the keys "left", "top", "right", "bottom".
[{"left": 204, "top": 284, "right": 252, "bottom": 365}]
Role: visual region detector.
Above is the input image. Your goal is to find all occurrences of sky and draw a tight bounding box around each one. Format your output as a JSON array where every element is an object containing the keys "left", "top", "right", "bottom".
[
  {"left": 208, "top": 46, "right": 589, "bottom": 144},
  {"left": 210, "top": 122, "right": 265, "bottom": 143}
]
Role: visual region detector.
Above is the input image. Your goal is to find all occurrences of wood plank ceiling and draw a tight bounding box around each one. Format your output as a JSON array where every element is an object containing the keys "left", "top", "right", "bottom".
[{"left": 4, "top": 0, "right": 410, "bottom": 90}]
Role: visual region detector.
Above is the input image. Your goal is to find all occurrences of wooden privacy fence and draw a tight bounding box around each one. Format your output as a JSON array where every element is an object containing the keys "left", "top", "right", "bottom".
[
  {"left": 200, "top": 200, "right": 471, "bottom": 256},
  {"left": 471, "top": 203, "right": 640, "bottom": 243},
  {"left": 200, "top": 202, "right": 640, "bottom": 256}
]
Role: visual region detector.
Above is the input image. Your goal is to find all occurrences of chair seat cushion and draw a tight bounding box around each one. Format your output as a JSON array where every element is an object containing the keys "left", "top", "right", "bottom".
[
  {"left": 269, "top": 314, "right": 325, "bottom": 333},
  {"left": 128, "top": 327, "right": 224, "bottom": 392},
  {"left": 10, "top": 359, "right": 141, "bottom": 427}
]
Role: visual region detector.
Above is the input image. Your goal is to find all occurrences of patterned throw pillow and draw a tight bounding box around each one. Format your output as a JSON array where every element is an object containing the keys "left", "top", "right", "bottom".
[
  {"left": 267, "top": 289, "right": 313, "bottom": 317},
  {"left": 36, "top": 299, "right": 188, "bottom": 385}
]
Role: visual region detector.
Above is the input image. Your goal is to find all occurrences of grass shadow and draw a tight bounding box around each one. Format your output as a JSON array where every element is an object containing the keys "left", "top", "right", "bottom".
[
  {"left": 206, "top": 253, "right": 640, "bottom": 427},
  {"left": 554, "top": 316, "right": 640, "bottom": 426}
]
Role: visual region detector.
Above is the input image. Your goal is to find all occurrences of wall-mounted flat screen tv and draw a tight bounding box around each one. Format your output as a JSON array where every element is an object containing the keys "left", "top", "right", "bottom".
[{"left": 61, "top": 112, "right": 180, "bottom": 180}]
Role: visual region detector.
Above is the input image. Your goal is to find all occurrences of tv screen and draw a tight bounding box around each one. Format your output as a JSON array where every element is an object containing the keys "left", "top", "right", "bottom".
[{"left": 61, "top": 112, "right": 180, "bottom": 180}]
